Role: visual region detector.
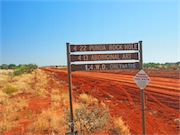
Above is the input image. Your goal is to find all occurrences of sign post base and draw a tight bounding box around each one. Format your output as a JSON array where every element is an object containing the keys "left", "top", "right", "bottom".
[{"left": 65, "top": 131, "right": 78, "bottom": 135}]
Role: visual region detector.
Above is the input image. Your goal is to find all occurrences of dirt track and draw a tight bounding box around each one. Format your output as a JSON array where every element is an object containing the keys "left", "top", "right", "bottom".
[{"left": 43, "top": 68, "right": 180, "bottom": 134}]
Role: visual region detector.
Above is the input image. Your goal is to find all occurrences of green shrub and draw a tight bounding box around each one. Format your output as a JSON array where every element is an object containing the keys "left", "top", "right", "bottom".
[
  {"left": 13, "top": 69, "right": 23, "bottom": 76},
  {"left": 1, "top": 64, "right": 8, "bottom": 69},
  {"left": 2, "top": 86, "right": 18, "bottom": 94},
  {"left": 13, "top": 64, "right": 37, "bottom": 76},
  {"left": 65, "top": 94, "right": 110, "bottom": 134},
  {"left": 8, "top": 64, "right": 17, "bottom": 69},
  {"left": 75, "top": 105, "right": 110, "bottom": 133}
]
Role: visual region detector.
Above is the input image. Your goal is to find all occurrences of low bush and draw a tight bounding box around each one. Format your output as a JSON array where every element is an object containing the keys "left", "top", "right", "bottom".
[
  {"left": 13, "top": 64, "right": 37, "bottom": 76},
  {"left": 2, "top": 86, "right": 18, "bottom": 95},
  {"left": 29, "top": 109, "right": 66, "bottom": 134},
  {"left": 75, "top": 105, "right": 110, "bottom": 133},
  {"left": 0, "top": 120, "right": 17, "bottom": 134},
  {"left": 65, "top": 93, "right": 110, "bottom": 134},
  {"left": 110, "top": 117, "right": 131, "bottom": 135},
  {"left": 79, "top": 93, "right": 98, "bottom": 106}
]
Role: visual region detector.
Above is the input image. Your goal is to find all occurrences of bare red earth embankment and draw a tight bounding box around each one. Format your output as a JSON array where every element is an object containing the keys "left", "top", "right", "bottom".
[{"left": 42, "top": 68, "right": 180, "bottom": 135}]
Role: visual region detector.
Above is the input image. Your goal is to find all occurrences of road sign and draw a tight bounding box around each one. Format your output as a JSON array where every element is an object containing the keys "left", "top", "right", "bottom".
[
  {"left": 70, "top": 43, "right": 138, "bottom": 52},
  {"left": 71, "top": 62, "right": 140, "bottom": 71},
  {"left": 66, "top": 41, "right": 145, "bottom": 135},
  {"left": 69, "top": 42, "right": 141, "bottom": 71},
  {"left": 133, "top": 70, "right": 151, "bottom": 90},
  {"left": 70, "top": 53, "right": 139, "bottom": 62}
]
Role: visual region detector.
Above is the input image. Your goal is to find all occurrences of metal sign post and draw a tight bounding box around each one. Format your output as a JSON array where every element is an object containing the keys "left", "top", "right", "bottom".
[
  {"left": 134, "top": 69, "right": 151, "bottom": 135},
  {"left": 141, "top": 89, "right": 145, "bottom": 135},
  {"left": 134, "top": 41, "right": 151, "bottom": 135},
  {"left": 140, "top": 41, "right": 145, "bottom": 135},
  {"left": 66, "top": 43, "right": 75, "bottom": 134},
  {"left": 139, "top": 41, "right": 146, "bottom": 135}
]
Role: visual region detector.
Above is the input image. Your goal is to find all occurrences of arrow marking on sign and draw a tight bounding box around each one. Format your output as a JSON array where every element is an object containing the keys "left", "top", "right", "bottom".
[
  {"left": 78, "top": 55, "right": 81, "bottom": 61},
  {"left": 73, "top": 46, "right": 77, "bottom": 51}
]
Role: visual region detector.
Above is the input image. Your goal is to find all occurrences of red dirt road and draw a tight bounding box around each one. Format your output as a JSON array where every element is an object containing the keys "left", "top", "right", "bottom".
[{"left": 43, "top": 68, "right": 180, "bottom": 135}]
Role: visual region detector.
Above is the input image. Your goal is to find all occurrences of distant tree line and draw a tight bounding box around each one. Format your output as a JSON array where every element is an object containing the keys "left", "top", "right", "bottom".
[
  {"left": 143, "top": 62, "right": 180, "bottom": 70},
  {"left": 0, "top": 64, "right": 37, "bottom": 69},
  {"left": 0, "top": 64, "right": 38, "bottom": 75}
]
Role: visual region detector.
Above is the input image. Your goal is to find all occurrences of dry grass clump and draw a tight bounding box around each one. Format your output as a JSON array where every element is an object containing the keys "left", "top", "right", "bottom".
[
  {"left": 1, "top": 97, "right": 27, "bottom": 118},
  {"left": 9, "top": 73, "right": 33, "bottom": 95},
  {"left": 0, "top": 69, "right": 49, "bottom": 97},
  {"left": 2, "top": 86, "right": 18, "bottom": 95},
  {"left": 111, "top": 117, "right": 131, "bottom": 135},
  {"left": 51, "top": 102, "right": 60, "bottom": 110},
  {"left": 50, "top": 89, "right": 69, "bottom": 110},
  {"left": 0, "top": 70, "right": 31, "bottom": 94},
  {"left": 0, "top": 91, "right": 8, "bottom": 105},
  {"left": 51, "top": 89, "right": 61, "bottom": 102},
  {"left": 33, "top": 88, "right": 48, "bottom": 97},
  {"left": 78, "top": 93, "right": 98, "bottom": 106},
  {"left": 0, "top": 96, "right": 28, "bottom": 134},
  {"left": 0, "top": 119, "right": 17, "bottom": 134},
  {"left": 29, "top": 69, "right": 49, "bottom": 97},
  {"left": 0, "top": 69, "right": 50, "bottom": 95},
  {"left": 51, "top": 89, "right": 61, "bottom": 110},
  {"left": 60, "top": 90, "right": 69, "bottom": 107},
  {"left": 28, "top": 88, "right": 69, "bottom": 133},
  {"left": 34, "top": 69, "right": 49, "bottom": 85},
  {"left": 0, "top": 69, "right": 13, "bottom": 74},
  {"left": 1, "top": 96, "right": 26, "bottom": 106},
  {"left": 29, "top": 108, "right": 66, "bottom": 134},
  {"left": 0, "top": 70, "right": 13, "bottom": 89},
  {"left": 4, "top": 101, "right": 28, "bottom": 115}
]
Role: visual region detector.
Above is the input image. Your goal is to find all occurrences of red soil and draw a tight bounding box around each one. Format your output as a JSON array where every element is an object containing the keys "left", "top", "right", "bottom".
[
  {"left": 3, "top": 68, "right": 179, "bottom": 135},
  {"left": 42, "top": 68, "right": 180, "bottom": 135}
]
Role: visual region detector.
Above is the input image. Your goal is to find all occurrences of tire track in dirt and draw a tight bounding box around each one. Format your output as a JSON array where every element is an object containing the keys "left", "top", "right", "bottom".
[{"left": 74, "top": 71, "right": 179, "bottom": 93}]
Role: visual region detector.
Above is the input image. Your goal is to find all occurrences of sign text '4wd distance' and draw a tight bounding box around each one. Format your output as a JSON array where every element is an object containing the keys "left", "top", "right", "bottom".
[{"left": 71, "top": 62, "right": 140, "bottom": 71}]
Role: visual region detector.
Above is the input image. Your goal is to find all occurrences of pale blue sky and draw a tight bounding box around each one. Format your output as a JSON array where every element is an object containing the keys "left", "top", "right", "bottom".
[{"left": 1, "top": 0, "right": 179, "bottom": 66}]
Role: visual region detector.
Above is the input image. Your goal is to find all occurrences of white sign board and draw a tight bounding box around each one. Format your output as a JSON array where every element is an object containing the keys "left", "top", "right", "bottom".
[{"left": 133, "top": 70, "right": 150, "bottom": 90}]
